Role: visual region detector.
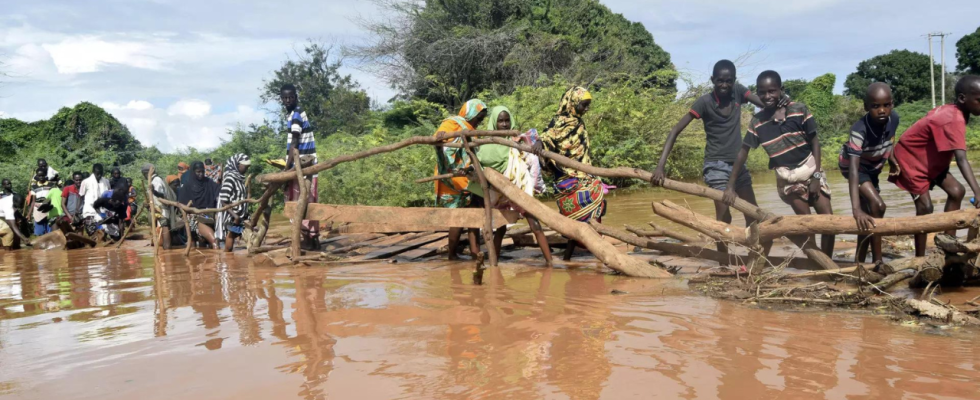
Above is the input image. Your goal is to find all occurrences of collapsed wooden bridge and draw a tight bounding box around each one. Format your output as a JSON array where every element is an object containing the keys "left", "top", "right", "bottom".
[{"left": 140, "top": 129, "right": 980, "bottom": 301}]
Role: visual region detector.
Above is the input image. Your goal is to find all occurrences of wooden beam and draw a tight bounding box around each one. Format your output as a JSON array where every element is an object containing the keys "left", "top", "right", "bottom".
[
  {"left": 358, "top": 233, "right": 448, "bottom": 260},
  {"left": 331, "top": 223, "right": 450, "bottom": 234},
  {"left": 285, "top": 203, "right": 510, "bottom": 230},
  {"left": 758, "top": 209, "right": 980, "bottom": 239},
  {"left": 484, "top": 168, "right": 672, "bottom": 278}
]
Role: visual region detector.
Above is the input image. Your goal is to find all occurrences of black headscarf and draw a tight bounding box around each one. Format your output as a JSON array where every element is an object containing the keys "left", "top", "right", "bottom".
[{"left": 177, "top": 161, "right": 219, "bottom": 208}]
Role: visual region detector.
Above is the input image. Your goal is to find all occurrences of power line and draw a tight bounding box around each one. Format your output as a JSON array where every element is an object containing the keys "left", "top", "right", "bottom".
[{"left": 925, "top": 32, "right": 952, "bottom": 108}]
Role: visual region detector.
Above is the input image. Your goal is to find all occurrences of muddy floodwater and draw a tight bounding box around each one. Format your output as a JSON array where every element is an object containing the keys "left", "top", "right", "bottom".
[{"left": 3, "top": 170, "right": 980, "bottom": 399}]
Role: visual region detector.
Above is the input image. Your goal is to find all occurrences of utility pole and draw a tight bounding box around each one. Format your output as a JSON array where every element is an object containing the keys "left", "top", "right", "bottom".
[
  {"left": 926, "top": 32, "right": 952, "bottom": 107},
  {"left": 928, "top": 34, "right": 935, "bottom": 108}
]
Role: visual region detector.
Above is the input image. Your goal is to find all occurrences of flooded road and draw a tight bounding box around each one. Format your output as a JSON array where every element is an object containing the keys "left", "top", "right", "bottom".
[{"left": 3, "top": 168, "right": 980, "bottom": 399}]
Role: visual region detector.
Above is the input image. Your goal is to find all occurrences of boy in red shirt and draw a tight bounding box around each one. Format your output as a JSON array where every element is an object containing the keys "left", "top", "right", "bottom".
[{"left": 890, "top": 75, "right": 980, "bottom": 256}]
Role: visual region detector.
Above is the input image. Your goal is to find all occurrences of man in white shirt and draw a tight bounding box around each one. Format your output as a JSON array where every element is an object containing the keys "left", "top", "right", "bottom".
[
  {"left": 79, "top": 164, "right": 110, "bottom": 222},
  {"left": 38, "top": 159, "right": 59, "bottom": 182}
]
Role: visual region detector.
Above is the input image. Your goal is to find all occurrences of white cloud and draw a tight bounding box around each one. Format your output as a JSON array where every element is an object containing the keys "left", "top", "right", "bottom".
[
  {"left": 42, "top": 36, "right": 163, "bottom": 74},
  {"left": 97, "top": 99, "right": 265, "bottom": 151},
  {"left": 167, "top": 99, "right": 211, "bottom": 119}
]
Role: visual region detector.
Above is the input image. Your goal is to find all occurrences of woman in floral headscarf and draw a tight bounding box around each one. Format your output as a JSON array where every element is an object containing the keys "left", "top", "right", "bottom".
[
  {"left": 539, "top": 86, "right": 605, "bottom": 260},
  {"left": 433, "top": 99, "right": 487, "bottom": 260}
]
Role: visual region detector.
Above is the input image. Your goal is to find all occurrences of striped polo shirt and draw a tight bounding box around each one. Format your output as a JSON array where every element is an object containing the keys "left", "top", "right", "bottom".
[
  {"left": 838, "top": 111, "right": 899, "bottom": 174},
  {"left": 285, "top": 107, "right": 317, "bottom": 166},
  {"left": 743, "top": 102, "right": 817, "bottom": 169}
]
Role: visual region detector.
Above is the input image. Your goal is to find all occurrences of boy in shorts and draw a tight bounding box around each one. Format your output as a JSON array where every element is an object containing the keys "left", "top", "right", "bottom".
[
  {"left": 840, "top": 83, "right": 900, "bottom": 263},
  {"left": 724, "top": 70, "right": 835, "bottom": 256},
  {"left": 889, "top": 75, "right": 980, "bottom": 256},
  {"left": 652, "top": 60, "right": 781, "bottom": 254}
]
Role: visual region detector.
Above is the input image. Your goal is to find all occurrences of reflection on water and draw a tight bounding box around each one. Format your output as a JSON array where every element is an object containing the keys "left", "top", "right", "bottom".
[{"left": 3, "top": 246, "right": 980, "bottom": 399}]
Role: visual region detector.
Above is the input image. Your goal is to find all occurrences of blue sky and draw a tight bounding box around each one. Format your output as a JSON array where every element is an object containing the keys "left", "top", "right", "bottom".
[{"left": 1, "top": 0, "right": 977, "bottom": 151}]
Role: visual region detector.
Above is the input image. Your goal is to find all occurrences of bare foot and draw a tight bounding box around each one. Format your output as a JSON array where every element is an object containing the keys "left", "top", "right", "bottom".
[{"left": 448, "top": 253, "right": 460, "bottom": 261}]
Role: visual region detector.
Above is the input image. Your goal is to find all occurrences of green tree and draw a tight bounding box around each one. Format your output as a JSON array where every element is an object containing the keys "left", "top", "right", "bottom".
[
  {"left": 782, "top": 78, "right": 808, "bottom": 99},
  {"left": 844, "top": 50, "right": 938, "bottom": 105},
  {"left": 355, "top": 0, "right": 676, "bottom": 108},
  {"left": 956, "top": 26, "right": 980, "bottom": 74},
  {"left": 260, "top": 41, "right": 371, "bottom": 137}
]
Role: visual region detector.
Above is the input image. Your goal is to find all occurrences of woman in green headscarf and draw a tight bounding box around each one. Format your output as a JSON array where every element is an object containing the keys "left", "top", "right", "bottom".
[{"left": 469, "top": 106, "right": 553, "bottom": 266}]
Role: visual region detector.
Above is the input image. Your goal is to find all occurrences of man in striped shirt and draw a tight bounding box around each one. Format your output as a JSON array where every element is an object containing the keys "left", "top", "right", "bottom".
[
  {"left": 281, "top": 84, "right": 320, "bottom": 251},
  {"left": 723, "top": 70, "right": 835, "bottom": 256},
  {"left": 839, "top": 83, "right": 900, "bottom": 263}
]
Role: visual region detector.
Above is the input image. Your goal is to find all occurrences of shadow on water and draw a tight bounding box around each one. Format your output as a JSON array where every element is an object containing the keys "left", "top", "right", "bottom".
[{"left": 2, "top": 242, "right": 980, "bottom": 399}]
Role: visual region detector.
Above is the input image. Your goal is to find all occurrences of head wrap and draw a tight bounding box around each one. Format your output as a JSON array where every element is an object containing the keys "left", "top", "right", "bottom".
[
  {"left": 484, "top": 106, "right": 516, "bottom": 131},
  {"left": 541, "top": 86, "right": 593, "bottom": 178},
  {"left": 177, "top": 161, "right": 219, "bottom": 208},
  {"left": 457, "top": 99, "right": 487, "bottom": 121}
]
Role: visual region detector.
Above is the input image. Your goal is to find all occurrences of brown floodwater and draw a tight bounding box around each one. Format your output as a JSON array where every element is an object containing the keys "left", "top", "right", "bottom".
[{"left": 3, "top": 169, "right": 980, "bottom": 400}]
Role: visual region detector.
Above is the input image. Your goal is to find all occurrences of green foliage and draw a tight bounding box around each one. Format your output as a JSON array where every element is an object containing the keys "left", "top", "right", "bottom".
[
  {"left": 782, "top": 79, "right": 809, "bottom": 98},
  {"left": 956, "top": 26, "right": 980, "bottom": 74},
  {"left": 359, "top": 0, "right": 676, "bottom": 107},
  {"left": 260, "top": 41, "right": 371, "bottom": 137},
  {"left": 844, "top": 50, "right": 938, "bottom": 105}
]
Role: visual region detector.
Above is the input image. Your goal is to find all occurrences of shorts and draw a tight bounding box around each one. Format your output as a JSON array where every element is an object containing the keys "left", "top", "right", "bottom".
[
  {"left": 0, "top": 220, "right": 13, "bottom": 247},
  {"left": 908, "top": 168, "right": 951, "bottom": 201},
  {"left": 156, "top": 218, "right": 170, "bottom": 228},
  {"left": 34, "top": 221, "right": 51, "bottom": 236},
  {"left": 226, "top": 225, "right": 244, "bottom": 235},
  {"left": 841, "top": 168, "right": 881, "bottom": 192},
  {"left": 703, "top": 160, "right": 753, "bottom": 191}
]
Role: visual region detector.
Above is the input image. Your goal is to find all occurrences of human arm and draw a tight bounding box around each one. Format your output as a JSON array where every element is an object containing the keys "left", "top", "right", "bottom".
[
  {"left": 808, "top": 134, "right": 823, "bottom": 199},
  {"left": 847, "top": 156, "right": 875, "bottom": 231},
  {"left": 954, "top": 150, "right": 980, "bottom": 208},
  {"left": 651, "top": 113, "right": 695, "bottom": 185},
  {"left": 888, "top": 152, "right": 901, "bottom": 178},
  {"left": 722, "top": 145, "right": 751, "bottom": 205},
  {"left": 60, "top": 193, "right": 71, "bottom": 222}
]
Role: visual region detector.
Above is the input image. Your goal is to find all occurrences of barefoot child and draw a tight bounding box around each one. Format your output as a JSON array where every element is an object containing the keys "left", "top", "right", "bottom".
[
  {"left": 839, "top": 83, "right": 900, "bottom": 263},
  {"left": 724, "top": 70, "right": 835, "bottom": 256},
  {"left": 889, "top": 75, "right": 980, "bottom": 257},
  {"left": 652, "top": 59, "right": 779, "bottom": 256}
]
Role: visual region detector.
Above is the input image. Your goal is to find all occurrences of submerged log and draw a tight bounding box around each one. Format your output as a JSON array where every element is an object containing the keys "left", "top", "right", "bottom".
[
  {"left": 483, "top": 169, "right": 671, "bottom": 278},
  {"left": 285, "top": 203, "right": 510, "bottom": 231}
]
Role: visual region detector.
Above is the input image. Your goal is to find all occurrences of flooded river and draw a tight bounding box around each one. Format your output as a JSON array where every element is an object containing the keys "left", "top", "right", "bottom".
[{"left": 3, "top": 169, "right": 980, "bottom": 399}]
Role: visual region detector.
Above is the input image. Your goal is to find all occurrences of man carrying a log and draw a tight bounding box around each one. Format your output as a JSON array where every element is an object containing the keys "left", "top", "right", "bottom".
[
  {"left": 652, "top": 59, "right": 779, "bottom": 256},
  {"left": 280, "top": 83, "right": 320, "bottom": 251},
  {"left": 838, "top": 83, "right": 900, "bottom": 263},
  {"left": 724, "top": 70, "right": 835, "bottom": 256},
  {"left": 889, "top": 75, "right": 980, "bottom": 257}
]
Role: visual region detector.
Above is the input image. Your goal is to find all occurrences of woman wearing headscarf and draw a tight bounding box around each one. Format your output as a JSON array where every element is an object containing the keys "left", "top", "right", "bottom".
[
  {"left": 537, "top": 86, "right": 604, "bottom": 260},
  {"left": 215, "top": 154, "right": 251, "bottom": 252},
  {"left": 433, "top": 99, "right": 487, "bottom": 260},
  {"left": 178, "top": 161, "right": 220, "bottom": 249},
  {"left": 468, "top": 105, "right": 553, "bottom": 266}
]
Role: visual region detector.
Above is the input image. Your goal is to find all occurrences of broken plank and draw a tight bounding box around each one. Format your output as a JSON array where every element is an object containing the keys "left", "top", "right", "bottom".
[
  {"left": 285, "top": 202, "right": 510, "bottom": 231},
  {"left": 323, "top": 233, "right": 385, "bottom": 249},
  {"left": 358, "top": 233, "right": 448, "bottom": 260},
  {"left": 350, "top": 233, "right": 429, "bottom": 255},
  {"left": 398, "top": 238, "right": 450, "bottom": 260}
]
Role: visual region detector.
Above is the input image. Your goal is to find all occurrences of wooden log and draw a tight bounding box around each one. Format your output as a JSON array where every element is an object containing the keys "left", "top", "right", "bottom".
[
  {"left": 254, "top": 130, "right": 521, "bottom": 184},
  {"left": 934, "top": 233, "right": 980, "bottom": 254},
  {"left": 290, "top": 148, "right": 309, "bottom": 259},
  {"left": 460, "top": 133, "right": 498, "bottom": 266},
  {"left": 330, "top": 223, "right": 449, "bottom": 234},
  {"left": 512, "top": 232, "right": 566, "bottom": 247},
  {"left": 284, "top": 203, "right": 509, "bottom": 230},
  {"left": 65, "top": 233, "right": 97, "bottom": 248},
  {"left": 651, "top": 200, "right": 839, "bottom": 271},
  {"left": 632, "top": 223, "right": 702, "bottom": 243},
  {"left": 115, "top": 205, "right": 144, "bottom": 248},
  {"left": 785, "top": 266, "right": 861, "bottom": 280},
  {"left": 468, "top": 137, "right": 776, "bottom": 222},
  {"left": 246, "top": 181, "right": 284, "bottom": 250},
  {"left": 484, "top": 168, "right": 671, "bottom": 278},
  {"left": 349, "top": 233, "right": 427, "bottom": 256},
  {"left": 652, "top": 200, "right": 747, "bottom": 244},
  {"left": 757, "top": 209, "right": 980, "bottom": 239}
]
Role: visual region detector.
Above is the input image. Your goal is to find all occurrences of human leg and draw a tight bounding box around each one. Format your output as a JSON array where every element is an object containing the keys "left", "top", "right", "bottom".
[
  {"left": 912, "top": 191, "right": 934, "bottom": 257},
  {"left": 447, "top": 227, "right": 463, "bottom": 260},
  {"left": 939, "top": 174, "right": 965, "bottom": 236},
  {"left": 196, "top": 222, "right": 217, "bottom": 249},
  {"left": 858, "top": 181, "right": 886, "bottom": 263},
  {"left": 527, "top": 216, "right": 553, "bottom": 266},
  {"left": 492, "top": 226, "right": 507, "bottom": 259},
  {"left": 812, "top": 191, "right": 835, "bottom": 256}
]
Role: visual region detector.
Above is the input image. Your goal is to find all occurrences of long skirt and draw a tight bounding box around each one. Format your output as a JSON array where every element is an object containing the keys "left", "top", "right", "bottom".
[{"left": 554, "top": 175, "right": 606, "bottom": 222}]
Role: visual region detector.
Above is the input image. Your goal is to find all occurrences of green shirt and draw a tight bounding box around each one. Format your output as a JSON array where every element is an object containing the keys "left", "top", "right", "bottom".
[
  {"left": 467, "top": 144, "right": 511, "bottom": 198},
  {"left": 46, "top": 188, "right": 63, "bottom": 220}
]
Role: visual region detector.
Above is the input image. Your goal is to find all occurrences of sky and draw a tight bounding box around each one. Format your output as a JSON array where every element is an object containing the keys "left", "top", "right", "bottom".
[{"left": 1, "top": 0, "right": 977, "bottom": 152}]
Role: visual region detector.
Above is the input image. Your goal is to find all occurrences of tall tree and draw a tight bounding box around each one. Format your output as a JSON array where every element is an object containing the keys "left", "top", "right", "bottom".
[
  {"left": 261, "top": 41, "right": 371, "bottom": 137},
  {"left": 844, "top": 50, "right": 938, "bottom": 105},
  {"left": 957, "top": 26, "right": 980, "bottom": 75},
  {"left": 353, "top": 0, "right": 675, "bottom": 108}
]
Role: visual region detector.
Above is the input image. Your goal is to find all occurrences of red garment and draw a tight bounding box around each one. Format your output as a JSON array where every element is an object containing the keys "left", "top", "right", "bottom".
[
  {"left": 890, "top": 105, "right": 967, "bottom": 195},
  {"left": 62, "top": 185, "right": 79, "bottom": 197}
]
